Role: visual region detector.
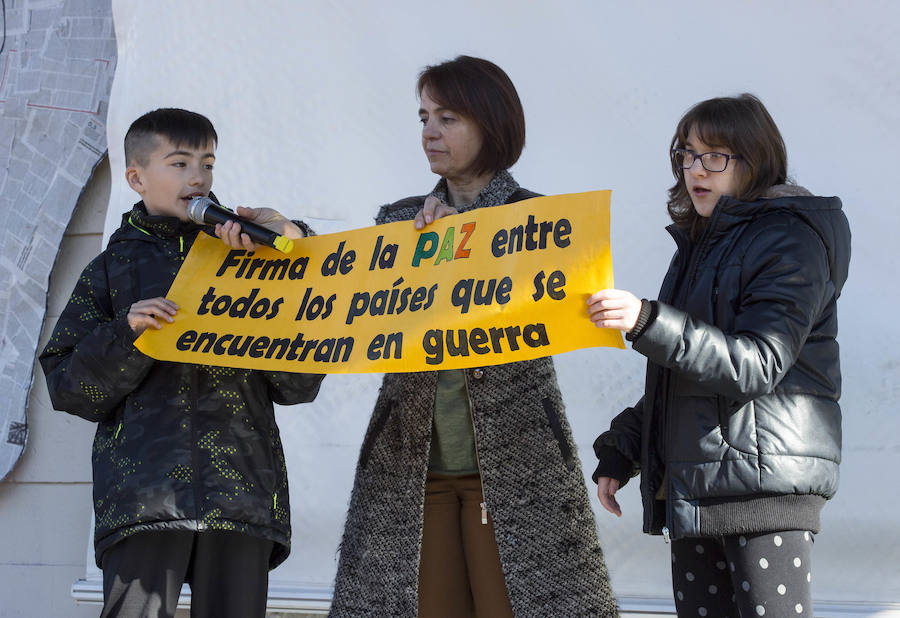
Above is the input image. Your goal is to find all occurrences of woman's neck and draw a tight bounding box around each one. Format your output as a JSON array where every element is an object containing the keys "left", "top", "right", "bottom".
[{"left": 445, "top": 171, "right": 494, "bottom": 208}]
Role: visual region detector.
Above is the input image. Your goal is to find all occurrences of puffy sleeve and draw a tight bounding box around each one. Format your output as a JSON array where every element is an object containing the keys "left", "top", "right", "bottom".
[{"left": 39, "top": 254, "right": 155, "bottom": 422}]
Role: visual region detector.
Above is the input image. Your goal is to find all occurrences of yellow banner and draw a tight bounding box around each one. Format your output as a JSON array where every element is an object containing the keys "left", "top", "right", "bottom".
[{"left": 136, "top": 190, "right": 623, "bottom": 373}]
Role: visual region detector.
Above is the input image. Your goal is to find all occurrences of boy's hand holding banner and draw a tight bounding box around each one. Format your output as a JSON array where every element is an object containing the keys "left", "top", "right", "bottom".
[{"left": 136, "top": 190, "right": 623, "bottom": 373}]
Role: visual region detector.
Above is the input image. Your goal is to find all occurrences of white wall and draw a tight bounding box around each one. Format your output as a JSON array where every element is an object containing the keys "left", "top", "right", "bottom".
[{"left": 79, "top": 0, "right": 900, "bottom": 613}]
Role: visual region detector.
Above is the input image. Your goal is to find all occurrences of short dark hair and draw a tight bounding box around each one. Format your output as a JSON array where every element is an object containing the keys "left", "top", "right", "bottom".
[
  {"left": 667, "top": 93, "right": 787, "bottom": 233},
  {"left": 124, "top": 108, "right": 218, "bottom": 167},
  {"left": 417, "top": 56, "right": 525, "bottom": 176}
]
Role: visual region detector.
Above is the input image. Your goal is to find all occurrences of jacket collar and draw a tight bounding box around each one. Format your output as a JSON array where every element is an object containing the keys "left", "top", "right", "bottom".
[
  {"left": 429, "top": 170, "right": 520, "bottom": 213},
  {"left": 119, "top": 201, "right": 205, "bottom": 241}
]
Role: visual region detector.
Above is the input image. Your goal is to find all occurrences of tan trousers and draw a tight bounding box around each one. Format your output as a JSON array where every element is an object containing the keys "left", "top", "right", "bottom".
[{"left": 418, "top": 473, "right": 515, "bottom": 618}]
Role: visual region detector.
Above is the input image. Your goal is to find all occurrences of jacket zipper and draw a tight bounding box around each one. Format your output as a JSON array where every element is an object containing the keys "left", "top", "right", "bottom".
[
  {"left": 462, "top": 371, "right": 489, "bottom": 525},
  {"left": 659, "top": 222, "right": 712, "bottom": 543},
  {"left": 190, "top": 362, "right": 204, "bottom": 531}
]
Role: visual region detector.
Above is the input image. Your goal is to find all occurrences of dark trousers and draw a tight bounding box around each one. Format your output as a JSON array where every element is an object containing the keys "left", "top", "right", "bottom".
[
  {"left": 671, "top": 530, "right": 814, "bottom": 618},
  {"left": 418, "top": 473, "right": 514, "bottom": 618},
  {"left": 100, "top": 529, "right": 274, "bottom": 618}
]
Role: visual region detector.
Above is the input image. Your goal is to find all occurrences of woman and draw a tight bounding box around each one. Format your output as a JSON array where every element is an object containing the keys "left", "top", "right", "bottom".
[
  {"left": 588, "top": 94, "right": 850, "bottom": 617},
  {"left": 329, "top": 56, "right": 618, "bottom": 618}
]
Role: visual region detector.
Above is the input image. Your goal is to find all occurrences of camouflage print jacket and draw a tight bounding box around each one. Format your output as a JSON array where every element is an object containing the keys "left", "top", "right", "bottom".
[{"left": 39, "top": 202, "right": 323, "bottom": 568}]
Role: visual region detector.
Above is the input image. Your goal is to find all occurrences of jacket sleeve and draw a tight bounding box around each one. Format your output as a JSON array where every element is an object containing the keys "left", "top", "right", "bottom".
[
  {"left": 38, "top": 255, "right": 155, "bottom": 422},
  {"left": 260, "top": 371, "right": 325, "bottom": 405},
  {"left": 633, "top": 218, "right": 833, "bottom": 402},
  {"left": 592, "top": 395, "right": 644, "bottom": 486}
]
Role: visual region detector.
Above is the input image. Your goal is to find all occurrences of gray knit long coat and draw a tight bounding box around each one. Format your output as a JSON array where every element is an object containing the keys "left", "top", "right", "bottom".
[{"left": 329, "top": 172, "right": 619, "bottom": 617}]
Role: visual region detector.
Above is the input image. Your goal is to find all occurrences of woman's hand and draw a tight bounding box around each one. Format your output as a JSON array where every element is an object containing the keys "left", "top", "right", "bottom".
[
  {"left": 127, "top": 297, "right": 178, "bottom": 335},
  {"left": 587, "top": 288, "right": 642, "bottom": 333},
  {"left": 215, "top": 206, "right": 304, "bottom": 251},
  {"left": 596, "top": 476, "right": 622, "bottom": 517},
  {"left": 414, "top": 195, "right": 459, "bottom": 230}
]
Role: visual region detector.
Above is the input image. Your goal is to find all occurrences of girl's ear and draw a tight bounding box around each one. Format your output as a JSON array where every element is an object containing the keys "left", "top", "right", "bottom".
[{"left": 125, "top": 166, "right": 144, "bottom": 194}]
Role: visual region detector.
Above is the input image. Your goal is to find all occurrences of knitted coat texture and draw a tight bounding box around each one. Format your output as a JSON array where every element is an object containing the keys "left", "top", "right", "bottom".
[{"left": 329, "top": 172, "right": 618, "bottom": 617}]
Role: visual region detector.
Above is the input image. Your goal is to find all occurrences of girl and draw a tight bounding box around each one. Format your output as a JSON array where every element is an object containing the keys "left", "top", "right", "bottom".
[{"left": 588, "top": 94, "right": 850, "bottom": 617}]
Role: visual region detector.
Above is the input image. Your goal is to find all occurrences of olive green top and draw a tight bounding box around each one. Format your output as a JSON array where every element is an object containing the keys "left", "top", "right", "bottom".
[{"left": 428, "top": 369, "right": 479, "bottom": 475}]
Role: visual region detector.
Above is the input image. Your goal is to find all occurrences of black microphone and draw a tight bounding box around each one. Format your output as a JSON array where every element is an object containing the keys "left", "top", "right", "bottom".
[{"left": 188, "top": 196, "right": 294, "bottom": 254}]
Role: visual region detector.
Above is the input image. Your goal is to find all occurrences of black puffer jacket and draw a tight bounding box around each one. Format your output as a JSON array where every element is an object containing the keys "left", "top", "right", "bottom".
[
  {"left": 593, "top": 186, "right": 850, "bottom": 540},
  {"left": 40, "top": 203, "right": 323, "bottom": 567}
]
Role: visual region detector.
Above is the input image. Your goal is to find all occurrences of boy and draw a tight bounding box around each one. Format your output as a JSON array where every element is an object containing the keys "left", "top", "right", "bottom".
[{"left": 39, "top": 108, "right": 323, "bottom": 618}]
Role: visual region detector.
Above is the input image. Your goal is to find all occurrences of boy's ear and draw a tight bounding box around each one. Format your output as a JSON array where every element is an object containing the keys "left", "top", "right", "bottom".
[{"left": 125, "top": 165, "right": 145, "bottom": 194}]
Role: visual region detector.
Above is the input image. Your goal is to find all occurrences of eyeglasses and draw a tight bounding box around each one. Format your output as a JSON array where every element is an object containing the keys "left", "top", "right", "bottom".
[{"left": 672, "top": 148, "right": 742, "bottom": 172}]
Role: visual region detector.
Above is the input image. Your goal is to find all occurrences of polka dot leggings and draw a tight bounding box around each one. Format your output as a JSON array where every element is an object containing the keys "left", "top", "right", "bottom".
[{"left": 670, "top": 530, "right": 814, "bottom": 617}]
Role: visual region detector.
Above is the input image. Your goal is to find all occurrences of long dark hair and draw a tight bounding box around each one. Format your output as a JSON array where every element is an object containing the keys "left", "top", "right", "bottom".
[{"left": 667, "top": 94, "right": 787, "bottom": 235}]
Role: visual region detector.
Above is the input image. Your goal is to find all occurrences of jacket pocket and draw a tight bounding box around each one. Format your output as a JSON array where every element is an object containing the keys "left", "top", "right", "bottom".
[
  {"left": 359, "top": 398, "right": 394, "bottom": 469},
  {"left": 717, "top": 395, "right": 758, "bottom": 456},
  {"left": 542, "top": 398, "right": 576, "bottom": 470}
]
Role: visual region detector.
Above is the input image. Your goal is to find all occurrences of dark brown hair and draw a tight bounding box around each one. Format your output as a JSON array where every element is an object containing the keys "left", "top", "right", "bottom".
[
  {"left": 667, "top": 93, "right": 787, "bottom": 234},
  {"left": 417, "top": 55, "right": 525, "bottom": 176},
  {"left": 125, "top": 108, "right": 217, "bottom": 167}
]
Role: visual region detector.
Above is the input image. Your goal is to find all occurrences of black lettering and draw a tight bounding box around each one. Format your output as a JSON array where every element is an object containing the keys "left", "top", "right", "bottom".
[
  {"left": 299, "top": 338, "right": 318, "bottom": 361},
  {"left": 491, "top": 229, "right": 508, "bottom": 258},
  {"left": 245, "top": 258, "right": 266, "bottom": 279},
  {"left": 288, "top": 256, "right": 309, "bottom": 279},
  {"left": 547, "top": 270, "right": 566, "bottom": 300},
  {"left": 286, "top": 333, "right": 305, "bottom": 360},
  {"left": 228, "top": 335, "right": 253, "bottom": 356},
  {"left": 451, "top": 279, "right": 473, "bottom": 314},
  {"left": 194, "top": 331, "right": 217, "bottom": 353},
  {"left": 212, "top": 334, "right": 233, "bottom": 355},
  {"left": 229, "top": 288, "right": 260, "bottom": 318},
  {"left": 554, "top": 219, "right": 571, "bottom": 248},
  {"left": 470, "top": 328, "right": 489, "bottom": 354},
  {"left": 446, "top": 329, "right": 469, "bottom": 357},
  {"left": 259, "top": 258, "right": 290, "bottom": 280},
  {"left": 496, "top": 277, "right": 512, "bottom": 304},
  {"left": 423, "top": 330, "right": 443, "bottom": 365},
  {"left": 197, "top": 287, "right": 216, "bottom": 315},
  {"left": 235, "top": 252, "right": 254, "bottom": 278},
  {"left": 524, "top": 215, "right": 539, "bottom": 250},
  {"left": 176, "top": 330, "right": 198, "bottom": 351},
  {"left": 265, "top": 337, "right": 291, "bottom": 359},
  {"left": 215, "top": 250, "right": 245, "bottom": 277},
  {"left": 409, "top": 286, "right": 428, "bottom": 311},
  {"left": 504, "top": 325, "right": 522, "bottom": 351},
  {"left": 265, "top": 298, "right": 283, "bottom": 320},
  {"left": 368, "top": 235, "right": 383, "bottom": 271},
  {"left": 539, "top": 219, "right": 553, "bottom": 249},
  {"left": 346, "top": 292, "right": 369, "bottom": 325},
  {"left": 314, "top": 339, "right": 334, "bottom": 362},
  {"left": 332, "top": 337, "right": 354, "bottom": 362},
  {"left": 248, "top": 298, "right": 271, "bottom": 319},
  {"left": 370, "top": 289, "right": 389, "bottom": 316},
  {"left": 532, "top": 270, "right": 546, "bottom": 301},
  {"left": 211, "top": 295, "right": 231, "bottom": 316},
  {"left": 524, "top": 323, "right": 550, "bottom": 347},
  {"left": 367, "top": 334, "right": 386, "bottom": 361},
  {"left": 488, "top": 327, "right": 505, "bottom": 353},
  {"left": 249, "top": 336, "right": 270, "bottom": 358}
]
